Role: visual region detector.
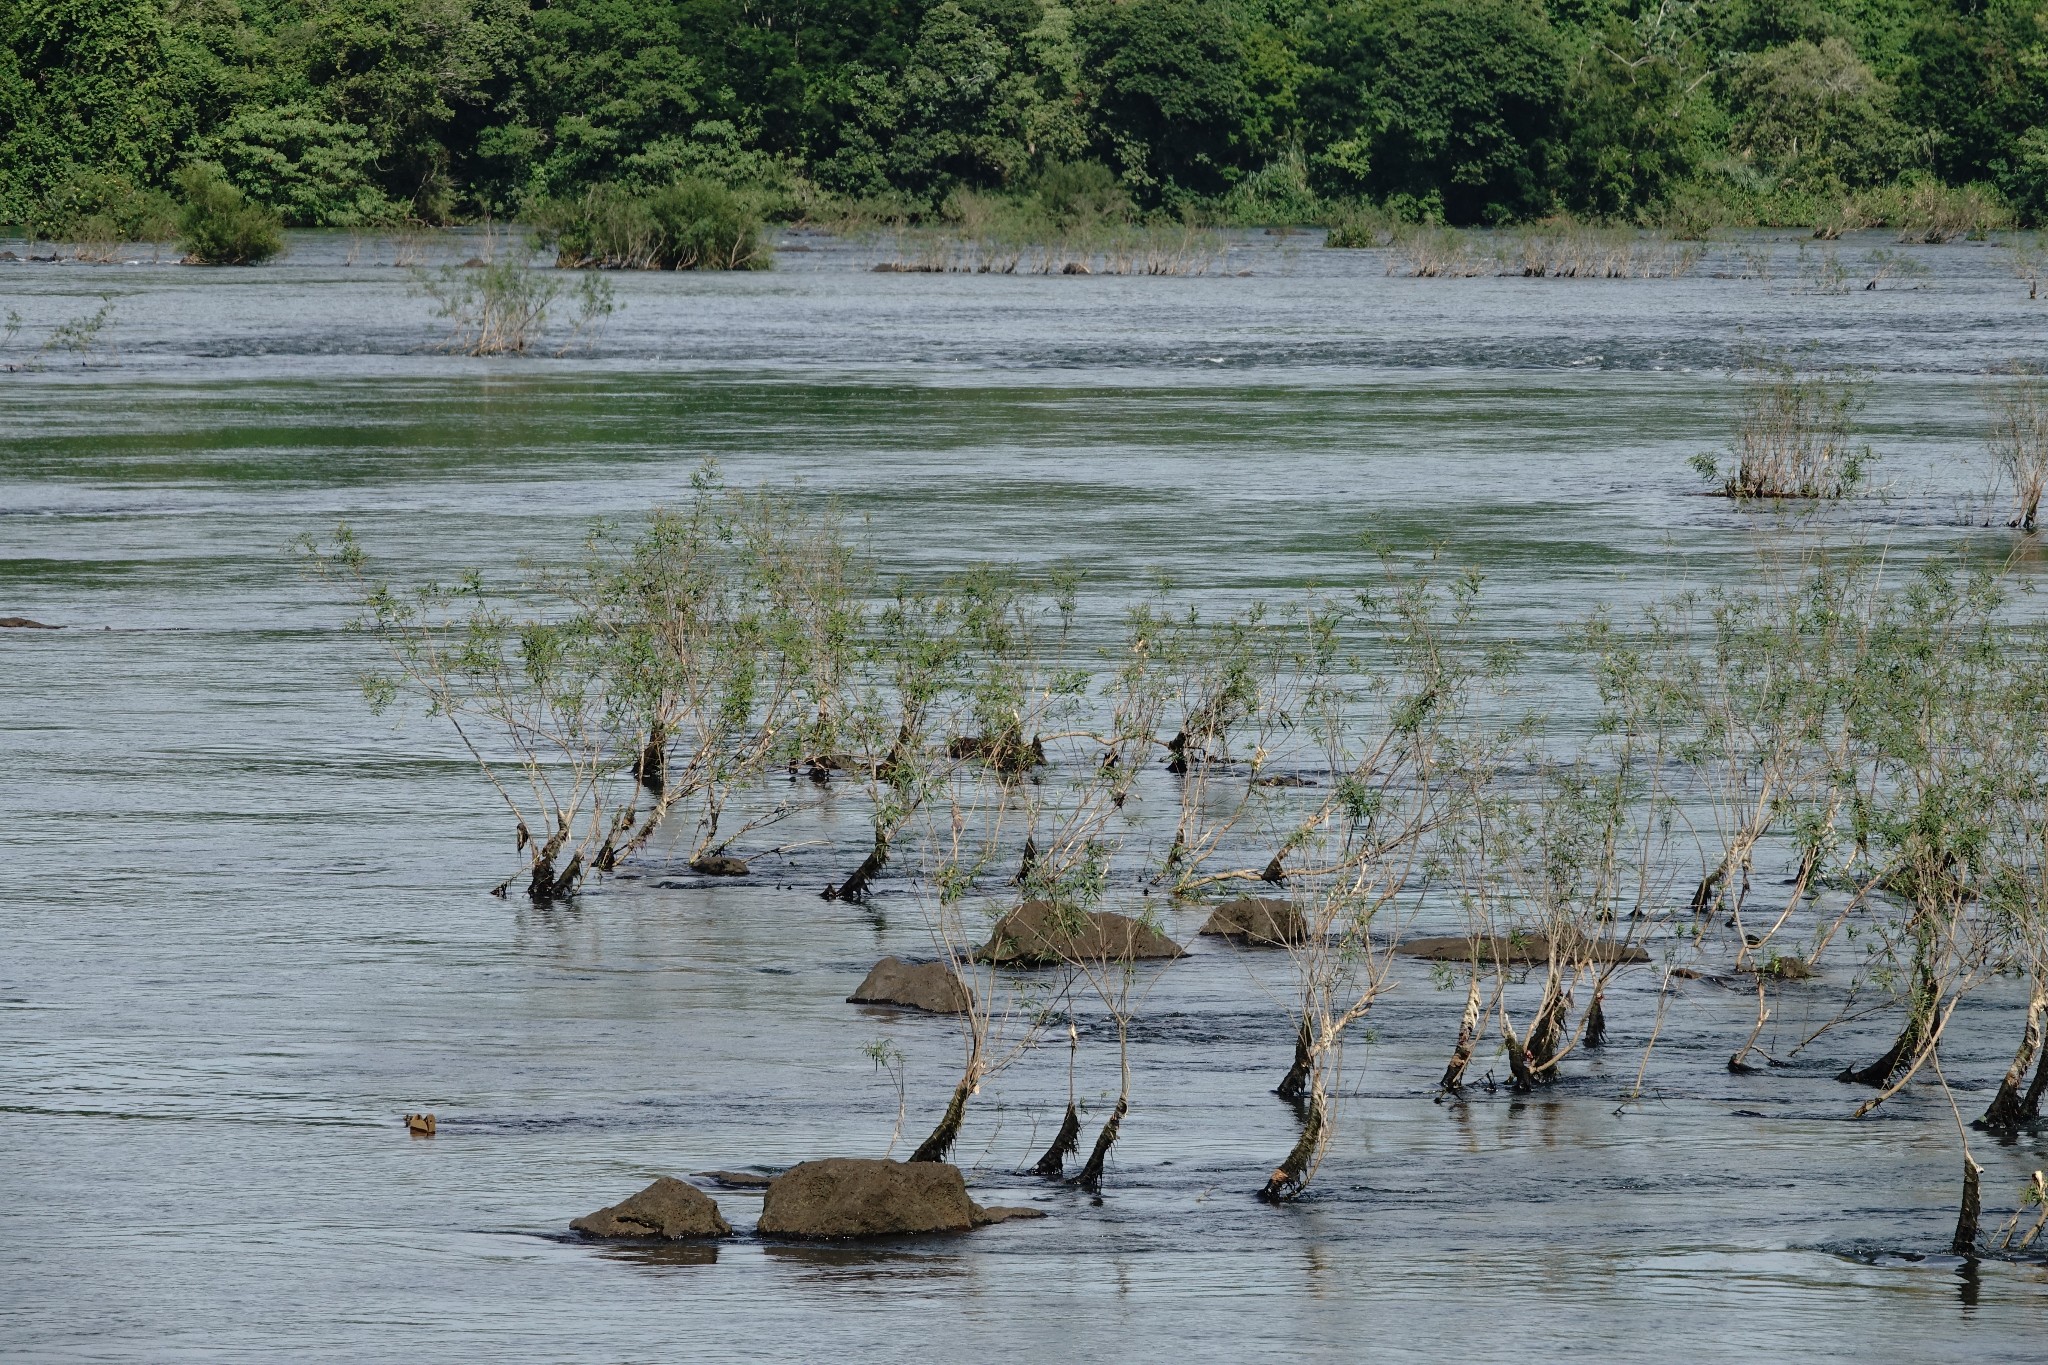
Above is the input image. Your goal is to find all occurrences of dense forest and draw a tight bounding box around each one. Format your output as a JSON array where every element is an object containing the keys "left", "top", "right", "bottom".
[{"left": 4, "top": 0, "right": 2046, "bottom": 231}]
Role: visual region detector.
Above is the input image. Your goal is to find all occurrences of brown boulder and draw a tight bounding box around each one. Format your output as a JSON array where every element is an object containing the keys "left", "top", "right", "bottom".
[
  {"left": 571, "top": 1177, "right": 731, "bottom": 1240},
  {"left": 1397, "top": 932, "right": 1649, "bottom": 965},
  {"left": 690, "top": 854, "right": 750, "bottom": 877},
  {"left": 757, "top": 1158, "right": 976, "bottom": 1239},
  {"left": 975, "top": 900, "right": 1183, "bottom": 966},
  {"left": 1199, "top": 897, "right": 1308, "bottom": 946},
  {"left": 0, "top": 617, "right": 57, "bottom": 629},
  {"left": 848, "top": 957, "right": 971, "bottom": 1014}
]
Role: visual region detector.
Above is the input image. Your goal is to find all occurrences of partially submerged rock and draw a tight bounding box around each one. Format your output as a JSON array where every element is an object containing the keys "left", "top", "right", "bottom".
[
  {"left": 690, "top": 853, "right": 750, "bottom": 877},
  {"left": 971, "top": 1203, "right": 1047, "bottom": 1227},
  {"left": 0, "top": 617, "right": 57, "bottom": 629},
  {"left": 695, "top": 1169, "right": 773, "bottom": 1188},
  {"left": 848, "top": 956, "right": 971, "bottom": 1014},
  {"left": 757, "top": 1158, "right": 976, "bottom": 1239},
  {"left": 975, "top": 900, "right": 1184, "bottom": 966},
  {"left": 1397, "top": 932, "right": 1650, "bottom": 965},
  {"left": 1199, "top": 897, "right": 1308, "bottom": 947},
  {"left": 571, "top": 1176, "right": 731, "bottom": 1240}
]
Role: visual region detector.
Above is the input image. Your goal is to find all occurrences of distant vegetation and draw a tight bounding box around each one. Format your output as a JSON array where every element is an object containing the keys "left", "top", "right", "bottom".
[{"left": 4, "top": 0, "right": 2046, "bottom": 244}]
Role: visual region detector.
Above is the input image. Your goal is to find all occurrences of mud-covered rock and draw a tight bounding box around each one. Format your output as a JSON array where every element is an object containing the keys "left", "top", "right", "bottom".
[
  {"left": 971, "top": 1203, "right": 1048, "bottom": 1226},
  {"left": 757, "top": 1158, "right": 976, "bottom": 1239},
  {"left": 571, "top": 1177, "right": 730, "bottom": 1240},
  {"left": 1397, "top": 932, "right": 1649, "bottom": 965},
  {"left": 975, "top": 900, "right": 1183, "bottom": 966},
  {"left": 690, "top": 854, "right": 750, "bottom": 877},
  {"left": 848, "top": 957, "right": 971, "bottom": 1014},
  {"left": 1199, "top": 897, "right": 1308, "bottom": 946}
]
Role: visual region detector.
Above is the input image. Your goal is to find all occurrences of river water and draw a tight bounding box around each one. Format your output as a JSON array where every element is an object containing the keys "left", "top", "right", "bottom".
[{"left": 5, "top": 228, "right": 2048, "bottom": 1361}]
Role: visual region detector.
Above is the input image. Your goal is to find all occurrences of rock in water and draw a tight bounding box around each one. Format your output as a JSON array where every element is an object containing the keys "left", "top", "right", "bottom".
[
  {"left": 975, "top": 900, "right": 1183, "bottom": 966},
  {"left": 1199, "top": 897, "right": 1307, "bottom": 946},
  {"left": 847, "top": 957, "right": 971, "bottom": 1014},
  {"left": 757, "top": 1158, "right": 977, "bottom": 1239},
  {"left": 0, "top": 617, "right": 57, "bottom": 629},
  {"left": 571, "top": 1177, "right": 731, "bottom": 1240},
  {"left": 1396, "top": 932, "right": 1649, "bottom": 965},
  {"left": 689, "top": 854, "right": 750, "bottom": 877},
  {"left": 971, "top": 1203, "right": 1048, "bottom": 1226}
]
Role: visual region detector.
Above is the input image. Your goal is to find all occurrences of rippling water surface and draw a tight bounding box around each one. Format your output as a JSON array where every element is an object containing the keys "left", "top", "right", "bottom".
[{"left": 7, "top": 229, "right": 2048, "bottom": 1361}]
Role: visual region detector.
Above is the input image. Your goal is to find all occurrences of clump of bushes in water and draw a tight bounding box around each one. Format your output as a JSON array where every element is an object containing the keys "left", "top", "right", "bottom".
[
  {"left": 533, "top": 179, "right": 768, "bottom": 270},
  {"left": 411, "top": 239, "right": 617, "bottom": 355},
  {"left": 175, "top": 165, "right": 285, "bottom": 266},
  {"left": 1989, "top": 371, "right": 2048, "bottom": 532},
  {"left": 25, "top": 170, "right": 177, "bottom": 259},
  {"left": 1692, "top": 362, "right": 1873, "bottom": 499}
]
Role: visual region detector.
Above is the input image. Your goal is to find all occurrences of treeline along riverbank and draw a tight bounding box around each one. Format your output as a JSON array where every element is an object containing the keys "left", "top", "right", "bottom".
[{"left": 6, "top": 0, "right": 2048, "bottom": 243}]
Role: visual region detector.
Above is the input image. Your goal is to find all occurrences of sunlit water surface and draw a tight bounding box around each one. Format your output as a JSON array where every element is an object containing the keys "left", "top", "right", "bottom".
[{"left": 6, "top": 229, "right": 2048, "bottom": 1361}]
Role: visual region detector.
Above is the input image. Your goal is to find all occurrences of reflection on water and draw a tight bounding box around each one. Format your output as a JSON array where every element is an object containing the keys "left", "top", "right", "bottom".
[{"left": 5, "top": 230, "right": 2048, "bottom": 1361}]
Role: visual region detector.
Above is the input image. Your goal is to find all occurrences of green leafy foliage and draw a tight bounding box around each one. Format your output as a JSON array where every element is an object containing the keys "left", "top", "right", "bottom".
[
  {"left": 174, "top": 162, "right": 283, "bottom": 264},
  {"left": 6, "top": 0, "right": 2047, "bottom": 227},
  {"left": 534, "top": 178, "right": 769, "bottom": 269}
]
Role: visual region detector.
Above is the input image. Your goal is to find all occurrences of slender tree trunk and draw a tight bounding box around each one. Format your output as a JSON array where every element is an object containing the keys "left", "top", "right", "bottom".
[
  {"left": 1031, "top": 1102, "right": 1082, "bottom": 1177},
  {"left": 1840, "top": 940, "right": 1937, "bottom": 1087},
  {"left": 1439, "top": 976, "right": 1483, "bottom": 1092},
  {"left": 1276, "top": 1019, "right": 1313, "bottom": 1100},
  {"left": 828, "top": 834, "right": 888, "bottom": 902},
  {"left": 1690, "top": 864, "right": 1725, "bottom": 915},
  {"left": 1981, "top": 987, "right": 2047, "bottom": 1131},
  {"left": 1074, "top": 1096, "right": 1126, "bottom": 1192},
  {"left": 2022, "top": 1017, "right": 2048, "bottom": 1121},
  {"left": 1953, "top": 1155, "right": 1984, "bottom": 1257},
  {"left": 910, "top": 1071, "right": 976, "bottom": 1164},
  {"left": 1502, "top": 1015, "right": 1537, "bottom": 1093},
  {"left": 1523, "top": 970, "right": 1567, "bottom": 1085},
  {"left": 1076, "top": 1032, "right": 1130, "bottom": 1192},
  {"left": 633, "top": 726, "right": 667, "bottom": 795},
  {"left": 1033, "top": 1021, "right": 1081, "bottom": 1176},
  {"left": 1583, "top": 989, "right": 1607, "bottom": 1049},
  {"left": 1258, "top": 1093, "right": 1324, "bottom": 1203}
]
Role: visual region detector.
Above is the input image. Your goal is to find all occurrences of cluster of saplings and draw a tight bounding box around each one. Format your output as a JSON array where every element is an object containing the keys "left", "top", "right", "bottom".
[{"left": 307, "top": 369, "right": 2048, "bottom": 1250}]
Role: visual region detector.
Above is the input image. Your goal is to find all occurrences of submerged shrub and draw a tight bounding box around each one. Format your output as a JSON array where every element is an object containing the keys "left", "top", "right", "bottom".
[
  {"left": 537, "top": 179, "right": 768, "bottom": 270},
  {"left": 1692, "top": 363, "right": 1872, "bottom": 499},
  {"left": 1989, "top": 372, "right": 2048, "bottom": 532},
  {"left": 174, "top": 165, "right": 285, "bottom": 265},
  {"left": 413, "top": 243, "right": 616, "bottom": 356},
  {"left": 1323, "top": 203, "right": 1391, "bottom": 248}
]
